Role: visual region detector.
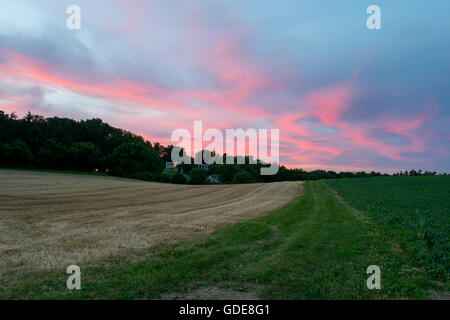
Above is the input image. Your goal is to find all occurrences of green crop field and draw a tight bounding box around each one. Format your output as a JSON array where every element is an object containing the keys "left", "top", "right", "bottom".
[{"left": 327, "top": 176, "right": 450, "bottom": 282}]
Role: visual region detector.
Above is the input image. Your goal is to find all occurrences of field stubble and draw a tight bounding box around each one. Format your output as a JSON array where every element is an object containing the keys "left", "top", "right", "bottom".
[{"left": 0, "top": 169, "right": 301, "bottom": 277}]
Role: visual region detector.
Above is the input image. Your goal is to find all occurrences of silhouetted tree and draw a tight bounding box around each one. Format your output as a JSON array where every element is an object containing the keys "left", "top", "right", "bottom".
[
  {"left": 109, "top": 142, "right": 163, "bottom": 175},
  {"left": 232, "top": 170, "right": 254, "bottom": 184},
  {"left": 0, "top": 139, "right": 32, "bottom": 167},
  {"left": 189, "top": 168, "right": 207, "bottom": 184}
]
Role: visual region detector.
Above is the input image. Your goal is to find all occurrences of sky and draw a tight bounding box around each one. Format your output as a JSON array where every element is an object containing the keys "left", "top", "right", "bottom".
[{"left": 0, "top": 0, "right": 449, "bottom": 173}]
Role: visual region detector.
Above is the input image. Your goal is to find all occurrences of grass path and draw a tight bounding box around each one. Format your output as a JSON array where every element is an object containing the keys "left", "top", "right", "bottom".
[{"left": 1, "top": 181, "right": 437, "bottom": 299}]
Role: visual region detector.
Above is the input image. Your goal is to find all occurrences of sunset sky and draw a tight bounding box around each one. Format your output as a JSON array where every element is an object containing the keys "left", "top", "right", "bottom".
[{"left": 0, "top": 0, "right": 449, "bottom": 172}]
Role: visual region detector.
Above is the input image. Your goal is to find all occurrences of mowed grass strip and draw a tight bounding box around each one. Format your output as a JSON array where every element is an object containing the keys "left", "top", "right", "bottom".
[{"left": 1, "top": 181, "right": 435, "bottom": 299}]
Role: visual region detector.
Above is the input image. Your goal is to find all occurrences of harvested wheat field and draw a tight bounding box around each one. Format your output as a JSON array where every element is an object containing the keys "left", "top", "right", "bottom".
[{"left": 0, "top": 169, "right": 301, "bottom": 276}]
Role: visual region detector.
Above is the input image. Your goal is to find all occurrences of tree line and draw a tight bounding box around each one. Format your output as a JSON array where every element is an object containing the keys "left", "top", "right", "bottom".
[{"left": 0, "top": 110, "right": 445, "bottom": 184}]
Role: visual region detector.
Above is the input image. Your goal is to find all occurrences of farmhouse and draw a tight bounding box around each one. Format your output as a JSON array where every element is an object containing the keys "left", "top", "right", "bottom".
[{"left": 207, "top": 174, "right": 220, "bottom": 183}]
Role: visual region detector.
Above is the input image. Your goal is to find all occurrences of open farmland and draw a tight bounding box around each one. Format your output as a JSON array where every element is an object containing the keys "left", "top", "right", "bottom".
[
  {"left": 327, "top": 176, "right": 450, "bottom": 281},
  {"left": 2, "top": 171, "right": 447, "bottom": 300},
  {"left": 0, "top": 169, "right": 301, "bottom": 276},
  {"left": 3, "top": 178, "right": 446, "bottom": 299}
]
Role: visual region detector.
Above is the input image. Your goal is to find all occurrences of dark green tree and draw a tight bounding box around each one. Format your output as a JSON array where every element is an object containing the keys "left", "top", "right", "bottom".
[
  {"left": 35, "top": 139, "right": 70, "bottom": 169},
  {"left": 71, "top": 142, "right": 102, "bottom": 170},
  {"left": 189, "top": 168, "right": 207, "bottom": 184},
  {"left": 232, "top": 170, "right": 254, "bottom": 184},
  {"left": 109, "top": 142, "right": 163, "bottom": 175},
  {"left": 159, "top": 172, "right": 173, "bottom": 183},
  {"left": 0, "top": 139, "right": 33, "bottom": 167},
  {"left": 172, "top": 172, "right": 187, "bottom": 184}
]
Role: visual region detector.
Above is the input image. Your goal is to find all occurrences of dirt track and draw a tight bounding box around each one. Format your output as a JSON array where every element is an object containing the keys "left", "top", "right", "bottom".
[{"left": 0, "top": 169, "right": 302, "bottom": 275}]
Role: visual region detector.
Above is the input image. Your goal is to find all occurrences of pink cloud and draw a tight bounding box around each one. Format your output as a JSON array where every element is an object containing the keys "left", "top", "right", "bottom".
[
  {"left": 342, "top": 123, "right": 426, "bottom": 162},
  {"left": 282, "top": 135, "right": 341, "bottom": 156},
  {"left": 0, "top": 49, "right": 200, "bottom": 113},
  {"left": 276, "top": 114, "right": 311, "bottom": 137},
  {"left": 304, "top": 84, "right": 355, "bottom": 127}
]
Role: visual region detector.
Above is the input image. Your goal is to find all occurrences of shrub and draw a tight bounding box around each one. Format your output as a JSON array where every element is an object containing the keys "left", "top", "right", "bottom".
[
  {"left": 159, "top": 172, "right": 173, "bottom": 183},
  {"left": 35, "top": 139, "right": 70, "bottom": 169},
  {"left": 172, "top": 172, "right": 187, "bottom": 184},
  {"left": 110, "top": 142, "right": 163, "bottom": 175},
  {"left": 133, "top": 171, "right": 158, "bottom": 181},
  {"left": 0, "top": 139, "right": 33, "bottom": 167},
  {"left": 232, "top": 171, "right": 254, "bottom": 184},
  {"left": 71, "top": 142, "right": 102, "bottom": 171},
  {"left": 189, "top": 168, "right": 207, "bottom": 184}
]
